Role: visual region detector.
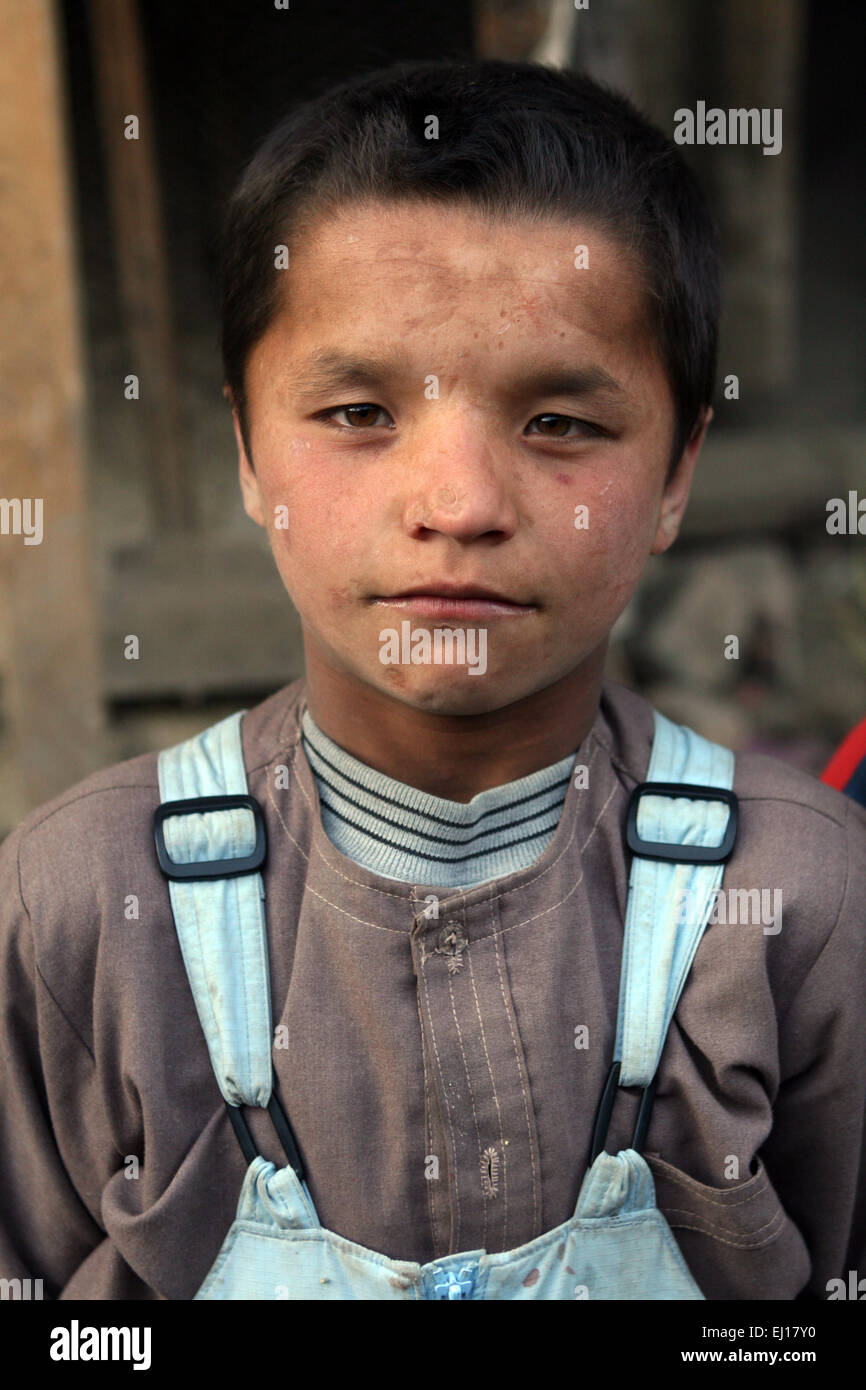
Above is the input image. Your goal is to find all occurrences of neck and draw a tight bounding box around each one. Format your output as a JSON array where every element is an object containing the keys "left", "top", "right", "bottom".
[{"left": 301, "top": 641, "right": 607, "bottom": 802}]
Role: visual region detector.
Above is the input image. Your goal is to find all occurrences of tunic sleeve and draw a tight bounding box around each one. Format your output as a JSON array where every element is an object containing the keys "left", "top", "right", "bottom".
[
  {"left": 759, "top": 797, "right": 866, "bottom": 1298},
  {"left": 0, "top": 824, "right": 111, "bottom": 1298}
]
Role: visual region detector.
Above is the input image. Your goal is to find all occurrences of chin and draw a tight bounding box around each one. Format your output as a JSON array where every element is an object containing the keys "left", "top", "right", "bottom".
[{"left": 376, "top": 668, "right": 528, "bottom": 717}]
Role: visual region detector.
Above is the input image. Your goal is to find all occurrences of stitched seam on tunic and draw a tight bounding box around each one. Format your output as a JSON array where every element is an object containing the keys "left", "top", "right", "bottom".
[
  {"left": 267, "top": 737, "right": 599, "bottom": 938},
  {"left": 33, "top": 964, "right": 97, "bottom": 1064},
  {"left": 295, "top": 691, "right": 599, "bottom": 876},
  {"left": 25, "top": 833, "right": 180, "bottom": 1202},
  {"left": 418, "top": 951, "right": 462, "bottom": 1252},
  {"left": 496, "top": 772, "right": 619, "bottom": 937},
  {"left": 663, "top": 1204, "right": 783, "bottom": 1236},
  {"left": 269, "top": 741, "right": 415, "bottom": 904},
  {"left": 282, "top": 717, "right": 608, "bottom": 911},
  {"left": 297, "top": 726, "right": 560, "bottom": 895},
  {"left": 446, "top": 962, "right": 488, "bottom": 1252},
  {"left": 412, "top": 965, "right": 443, "bottom": 1257},
  {"left": 658, "top": 1181, "right": 771, "bottom": 1208},
  {"left": 267, "top": 749, "right": 412, "bottom": 932},
  {"left": 649, "top": 1163, "right": 770, "bottom": 1205},
  {"left": 268, "top": 730, "right": 613, "bottom": 937},
  {"left": 465, "top": 950, "right": 509, "bottom": 1251},
  {"left": 491, "top": 904, "right": 542, "bottom": 1235},
  {"left": 662, "top": 1211, "right": 787, "bottom": 1249},
  {"left": 473, "top": 738, "right": 605, "bottom": 906},
  {"left": 287, "top": 879, "right": 410, "bottom": 933},
  {"left": 411, "top": 885, "right": 439, "bottom": 1248},
  {"left": 286, "top": 764, "right": 618, "bottom": 946}
]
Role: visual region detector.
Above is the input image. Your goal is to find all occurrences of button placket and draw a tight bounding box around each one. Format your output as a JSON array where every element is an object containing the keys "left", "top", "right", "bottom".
[
  {"left": 412, "top": 892, "right": 543, "bottom": 1256},
  {"left": 410, "top": 890, "right": 463, "bottom": 1257}
]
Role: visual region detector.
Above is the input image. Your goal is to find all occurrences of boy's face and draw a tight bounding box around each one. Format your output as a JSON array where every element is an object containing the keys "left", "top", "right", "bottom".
[{"left": 236, "top": 201, "right": 706, "bottom": 716}]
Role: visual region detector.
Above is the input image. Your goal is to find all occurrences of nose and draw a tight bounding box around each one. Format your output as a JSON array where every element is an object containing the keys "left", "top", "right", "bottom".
[{"left": 402, "top": 414, "right": 520, "bottom": 543}]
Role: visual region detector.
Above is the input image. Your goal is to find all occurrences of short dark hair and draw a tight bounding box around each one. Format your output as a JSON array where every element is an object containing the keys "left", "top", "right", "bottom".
[{"left": 221, "top": 57, "right": 719, "bottom": 471}]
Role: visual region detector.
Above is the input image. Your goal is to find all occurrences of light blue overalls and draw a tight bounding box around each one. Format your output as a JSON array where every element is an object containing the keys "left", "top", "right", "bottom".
[{"left": 154, "top": 707, "right": 737, "bottom": 1299}]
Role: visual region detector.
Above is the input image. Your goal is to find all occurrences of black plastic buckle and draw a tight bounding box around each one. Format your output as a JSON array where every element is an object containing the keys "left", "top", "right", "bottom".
[
  {"left": 626, "top": 782, "right": 738, "bottom": 864},
  {"left": 589, "top": 1060, "right": 657, "bottom": 1164},
  {"left": 225, "top": 1090, "right": 305, "bottom": 1180},
  {"left": 154, "top": 794, "right": 267, "bottom": 881}
]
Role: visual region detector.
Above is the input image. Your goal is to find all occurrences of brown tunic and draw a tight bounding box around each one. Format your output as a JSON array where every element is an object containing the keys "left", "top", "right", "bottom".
[{"left": 1, "top": 678, "right": 864, "bottom": 1300}]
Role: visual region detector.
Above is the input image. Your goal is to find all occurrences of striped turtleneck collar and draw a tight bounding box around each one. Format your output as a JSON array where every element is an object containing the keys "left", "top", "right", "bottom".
[{"left": 300, "top": 708, "right": 576, "bottom": 888}]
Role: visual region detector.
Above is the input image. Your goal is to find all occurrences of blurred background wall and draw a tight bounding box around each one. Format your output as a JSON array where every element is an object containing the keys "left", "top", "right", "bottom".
[{"left": 1, "top": 0, "right": 864, "bottom": 834}]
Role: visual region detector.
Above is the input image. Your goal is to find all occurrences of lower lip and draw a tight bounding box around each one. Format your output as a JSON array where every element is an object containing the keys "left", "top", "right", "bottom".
[{"left": 374, "top": 596, "right": 535, "bottom": 619}]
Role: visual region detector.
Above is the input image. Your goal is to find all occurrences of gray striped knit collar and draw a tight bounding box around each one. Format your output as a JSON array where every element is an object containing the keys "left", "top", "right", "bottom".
[{"left": 300, "top": 708, "right": 576, "bottom": 888}]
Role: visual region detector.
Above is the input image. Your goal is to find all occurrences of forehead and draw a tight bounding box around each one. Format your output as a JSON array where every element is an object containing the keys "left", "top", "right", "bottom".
[
  {"left": 252, "top": 200, "right": 660, "bottom": 387},
  {"left": 291, "top": 201, "right": 650, "bottom": 328}
]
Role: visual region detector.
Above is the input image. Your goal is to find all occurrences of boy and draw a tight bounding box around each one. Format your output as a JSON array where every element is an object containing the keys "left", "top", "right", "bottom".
[{"left": 1, "top": 58, "right": 864, "bottom": 1301}]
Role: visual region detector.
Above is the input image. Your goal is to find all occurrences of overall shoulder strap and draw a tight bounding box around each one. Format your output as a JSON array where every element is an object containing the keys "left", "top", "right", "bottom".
[
  {"left": 155, "top": 710, "right": 273, "bottom": 1109},
  {"left": 616, "top": 710, "right": 736, "bottom": 1088},
  {"left": 590, "top": 710, "right": 738, "bottom": 1161}
]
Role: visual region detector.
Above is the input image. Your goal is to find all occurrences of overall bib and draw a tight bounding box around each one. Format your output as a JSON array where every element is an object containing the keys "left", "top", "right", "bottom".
[{"left": 154, "top": 708, "right": 737, "bottom": 1299}]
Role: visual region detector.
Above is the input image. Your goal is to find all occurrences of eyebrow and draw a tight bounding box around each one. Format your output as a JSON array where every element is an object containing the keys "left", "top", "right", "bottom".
[{"left": 285, "top": 350, "right": 629, "bottom": 404}]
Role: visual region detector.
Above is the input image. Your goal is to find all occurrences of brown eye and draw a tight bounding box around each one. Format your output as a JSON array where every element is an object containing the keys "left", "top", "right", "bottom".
[
  {"left": 343, "top": 404, "right": 381, "bottom": 427},
  {"left": 534, "top": 414, "right": 573, "bottom": 437},
  {"left": 527, "top": 414, "right": 601, "bottom": 440},
  {"left": 317, "top": 402, "right": 394, "bottom": 431}
]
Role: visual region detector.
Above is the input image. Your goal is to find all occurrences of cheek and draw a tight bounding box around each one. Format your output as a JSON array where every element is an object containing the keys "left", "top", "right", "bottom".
[
  {"left": 255, "top": 451, "right": 375, "bottom": 618},
  {"left": 547, "top": 478, "right": 657, "bottom": 588},
  {"left": 257, "top": 448, "right": 348, "bottom": 558}
]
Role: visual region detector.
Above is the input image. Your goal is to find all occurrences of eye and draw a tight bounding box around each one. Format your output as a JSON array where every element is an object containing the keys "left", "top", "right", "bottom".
[
  {"left": 525, "top": 413, "right": 600, "bottom": 439},
  {"left": 317, "top": 403, "right": 393, "bottom": 429}
]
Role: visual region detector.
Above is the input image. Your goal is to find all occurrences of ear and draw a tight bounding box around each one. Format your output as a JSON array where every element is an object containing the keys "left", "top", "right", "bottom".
[
  {"left": 650, "top": 407, "right": 712, "bottom": 555},
  {"left": 232, "top": 405, "right": 266, "bottom": 528}
]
